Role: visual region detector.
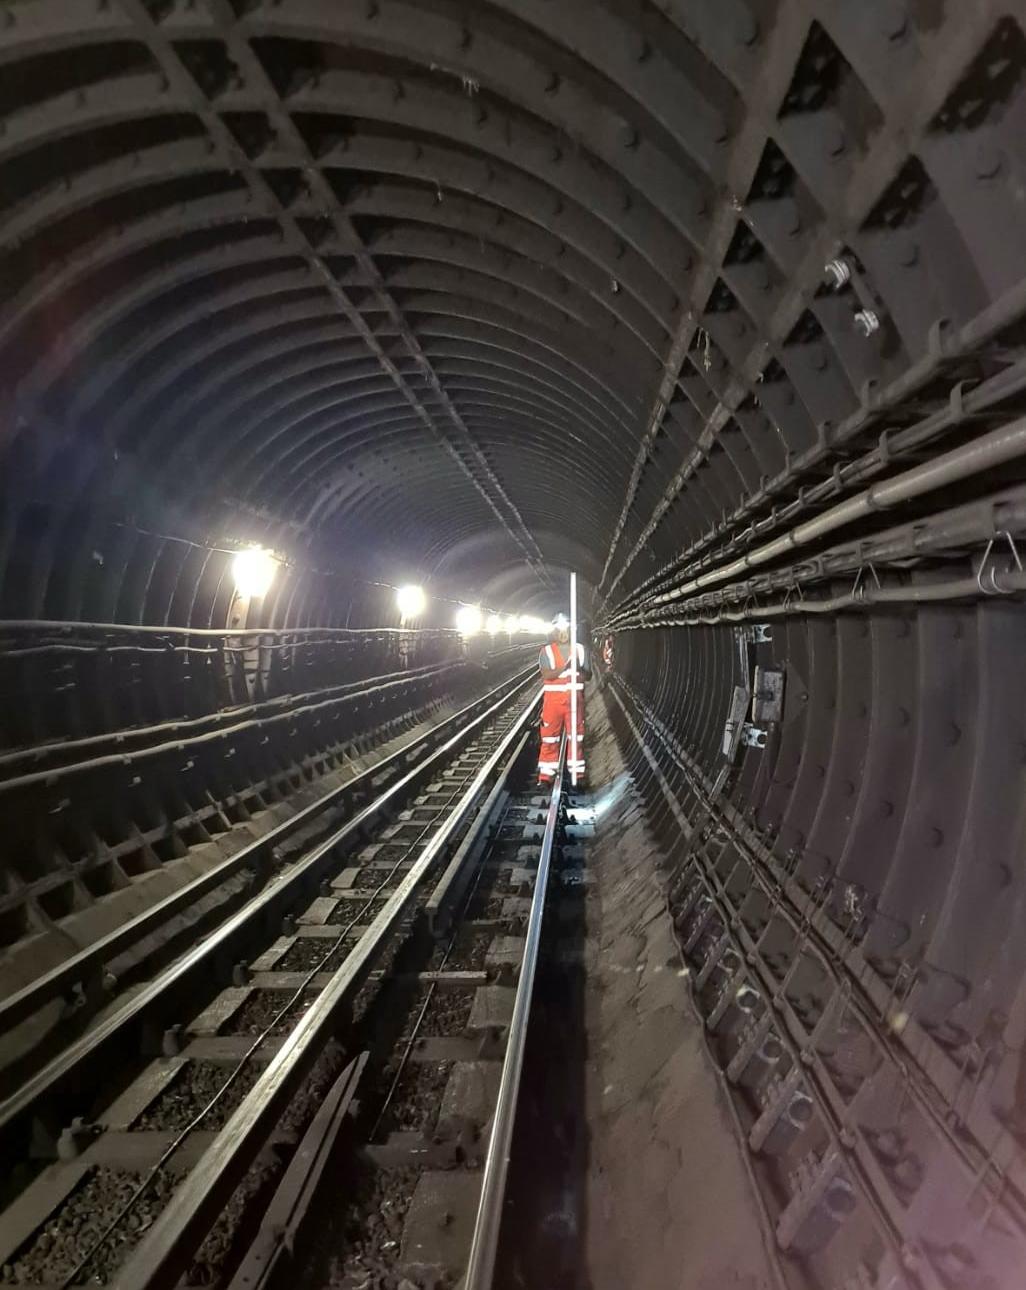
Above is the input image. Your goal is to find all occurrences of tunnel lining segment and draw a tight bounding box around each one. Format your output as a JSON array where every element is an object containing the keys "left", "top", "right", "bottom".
[{"left": 120, "top": 0, "right": 553, "bottom": 591}]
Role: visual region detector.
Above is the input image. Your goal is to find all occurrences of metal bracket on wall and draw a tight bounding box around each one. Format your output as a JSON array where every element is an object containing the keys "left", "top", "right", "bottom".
[
  {"left": 722, "top": 684, "right": 752, "bottom": 759},
  {"left": 752, "top": 667, "right": 784, "bottom": 724},
  {"left": 741, "top": 724, "right": 768, "bottom": 749}
]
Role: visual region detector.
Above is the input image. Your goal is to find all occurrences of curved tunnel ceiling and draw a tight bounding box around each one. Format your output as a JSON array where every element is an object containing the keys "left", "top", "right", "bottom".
[{"left": 2, "top": 0, "right": 1020, "bottom": 624}]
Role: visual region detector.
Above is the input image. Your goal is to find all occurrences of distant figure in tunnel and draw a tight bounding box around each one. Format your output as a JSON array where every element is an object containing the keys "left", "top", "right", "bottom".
[{"left": 538, "top": 618, "right": 590, "bottom": 786}]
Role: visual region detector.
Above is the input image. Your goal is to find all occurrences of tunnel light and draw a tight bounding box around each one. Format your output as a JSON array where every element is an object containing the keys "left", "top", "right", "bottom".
[
  {"left": 455, "top": 604, "right": 482, "bottom": 636},
  {"left": 518, "top": 615, "right": 547, "bottom": 635},
  {"left": 396, "top": 584, "right": 426, "bottom": 619},
  {"left": 504, "top": 614, "right": 519, "bottom": 634},
  {"left": 232, "top": 547, "right": 279, "bottom": 599},
  {"left": 486, "top": 613, "right": 502, "bottom": 635}
]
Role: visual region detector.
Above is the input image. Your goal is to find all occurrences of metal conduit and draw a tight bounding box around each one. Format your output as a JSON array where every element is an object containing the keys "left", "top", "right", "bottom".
[
  {"left": 0, "top": 656, "right": 467, "bottom": 774},
  {"left": 625, "top": 414, "right": 1026, "bottom": 615},
  {"left": 618, "top": 352, "right": 1026, "bottom": 612},
  {"left": 0, "top": 621, "right": 457, "bottom": 640},
  {"left": 0, "top": 662, "right": 492, "bottom": 796},
  {"left": 0, "top": 642, "right": 536, "bottom": 771},
  {"left": 629, "top": 569, "right": 1026, "bottom": 629},
  {"left": 614, "top": 485, "right": 1026, "bottom": 628}
]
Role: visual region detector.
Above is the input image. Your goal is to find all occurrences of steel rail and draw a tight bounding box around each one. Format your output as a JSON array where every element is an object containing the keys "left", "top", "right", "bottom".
[
  {"left": 369, "top": 727, "right": 534, "bottom": 1140},
  {"left": 464, "top": 732, "right": 566, "bottom": 1290},
  {"left": 0, "top": 671, "right": 537, "bottom": 1154},
  {"left": 113, "top": 686, "right": 545, "bottom": 1290},
  {"left": 424, "top": 725, "right": 532, "bottom": 937},
  {"left": 0, "top": 665, "right": 534, "bottom": 1039}
]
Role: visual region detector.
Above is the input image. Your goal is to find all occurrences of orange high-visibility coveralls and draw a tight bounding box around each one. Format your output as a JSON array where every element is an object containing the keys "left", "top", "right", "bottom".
[{"left": 538, "top": 640, "right": 585, "bottom": 783}]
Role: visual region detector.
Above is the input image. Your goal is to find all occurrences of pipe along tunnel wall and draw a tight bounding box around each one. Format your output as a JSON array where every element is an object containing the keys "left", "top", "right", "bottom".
[{"left": 1, "top": 1, "right": 1026, "bottom": 1286}]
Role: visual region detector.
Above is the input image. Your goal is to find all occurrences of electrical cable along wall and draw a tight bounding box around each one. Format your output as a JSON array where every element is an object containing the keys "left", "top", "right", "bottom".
[{"left": 1, "top": 2, "right": 1026, "bottom": 1285}]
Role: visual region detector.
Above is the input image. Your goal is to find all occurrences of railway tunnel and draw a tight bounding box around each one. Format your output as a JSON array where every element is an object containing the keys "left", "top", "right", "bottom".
[{"left": 1, "top": 2, "right": 1026, "bottom": 1287}]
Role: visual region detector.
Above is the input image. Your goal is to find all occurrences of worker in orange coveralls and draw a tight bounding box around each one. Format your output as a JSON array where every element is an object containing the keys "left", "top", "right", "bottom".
[{"left": 537, "top": 618, "right": 590, "bottom": 785}]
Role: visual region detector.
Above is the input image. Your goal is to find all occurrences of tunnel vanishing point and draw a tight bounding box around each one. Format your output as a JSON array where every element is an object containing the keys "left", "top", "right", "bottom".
[{"left": 1, "top": 3, "right": 1026, "bottom": 1289}]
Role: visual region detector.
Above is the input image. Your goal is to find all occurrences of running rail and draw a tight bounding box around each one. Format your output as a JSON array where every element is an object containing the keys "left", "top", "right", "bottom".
[
  {"left": 0, "top": 669, "right": 537, "bottom": 1158},
  {"left": 0, "top": 665, "right": 535, "bottom": 1038},
  {"left": 463, "top": 732, "right": 566, "bottom": 1290},
  {"left": 114, "top": 685, "right": 544, "bottom": 1290}
]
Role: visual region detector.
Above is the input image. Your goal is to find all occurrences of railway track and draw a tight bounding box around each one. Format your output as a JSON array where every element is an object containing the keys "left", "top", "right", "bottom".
[
  {"left": 608, "top": 673, "right": 1026, "bottom": 1290},
  {"left": 0, "top": 628, "right": 529, "bottom": 994},
  {"left": 0, "top": 661, "right": 533, "bottom": 1092},
  {"left": 265, "top": 734, "right": 571, "bottom": 1290},
  {"left": 0, "top": 670, "right": 570, "bottom": 1290}
]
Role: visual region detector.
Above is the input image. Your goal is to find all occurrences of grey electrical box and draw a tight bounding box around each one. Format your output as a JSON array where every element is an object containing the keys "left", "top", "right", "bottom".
[{"left": 752, "top": 667, "right": 784, "bottom": 724}]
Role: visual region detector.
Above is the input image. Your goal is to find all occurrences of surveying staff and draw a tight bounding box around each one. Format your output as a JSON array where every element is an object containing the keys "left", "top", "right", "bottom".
[{"left": 538, "top": 619, "right": 590, "bottom": 785}]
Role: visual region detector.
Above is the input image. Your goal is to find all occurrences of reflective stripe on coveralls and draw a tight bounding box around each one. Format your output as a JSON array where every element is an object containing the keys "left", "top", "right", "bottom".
[{"left": 538, "top": 641, "right": 585, "bottom": 781}]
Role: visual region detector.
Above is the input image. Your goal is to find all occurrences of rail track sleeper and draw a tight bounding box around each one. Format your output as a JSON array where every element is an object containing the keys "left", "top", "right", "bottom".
[
  {"left": 101, "top": 1063, "right": 189, "bottom": 1133},
  {"left": 187, "top": 990, "right": 252, "bottom": 1038},
  {"left": 425, "top": 747, "right": 524, "bottom": 938},
  {"left": 248, "top": 971, "right": 333, "bottom": 990},
  {"left": 80, "top": 1131, "right": 224, "bottom": 1172},
  {"left": 410, "top": 1037, "right": 486, "bottom": 1065}
]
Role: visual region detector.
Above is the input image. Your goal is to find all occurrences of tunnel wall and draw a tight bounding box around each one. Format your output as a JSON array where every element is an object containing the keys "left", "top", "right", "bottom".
[
  {"left": 610, "top": 594, "right": 1026, "bottom": 1286},
  {"left": 616, "top": 605, "right": 1026, "bottom": 1035},
  {"left": 2, "top": 2, "right": 1026, "bottom": 1283}
]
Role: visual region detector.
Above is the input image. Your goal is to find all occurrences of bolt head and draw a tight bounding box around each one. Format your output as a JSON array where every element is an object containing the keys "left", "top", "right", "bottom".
[{"left": 824, "top": 258, "right": 851, "bottom": 289}]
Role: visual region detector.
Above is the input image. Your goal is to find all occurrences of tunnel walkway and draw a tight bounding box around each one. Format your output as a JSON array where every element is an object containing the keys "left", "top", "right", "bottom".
[{"left": 501, "top": 690, "right": 777, "bottom": 1290}]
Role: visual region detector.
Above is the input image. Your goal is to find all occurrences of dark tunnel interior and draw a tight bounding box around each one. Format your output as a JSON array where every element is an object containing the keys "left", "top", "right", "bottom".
[{"left": 2, "top": 2, "right": 1026, "bottom": 1288}]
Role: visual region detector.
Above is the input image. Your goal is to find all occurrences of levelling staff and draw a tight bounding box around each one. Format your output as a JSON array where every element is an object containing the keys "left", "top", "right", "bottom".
[{"left": 538, "top": 618, "right": 590, "bottom": 785}]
